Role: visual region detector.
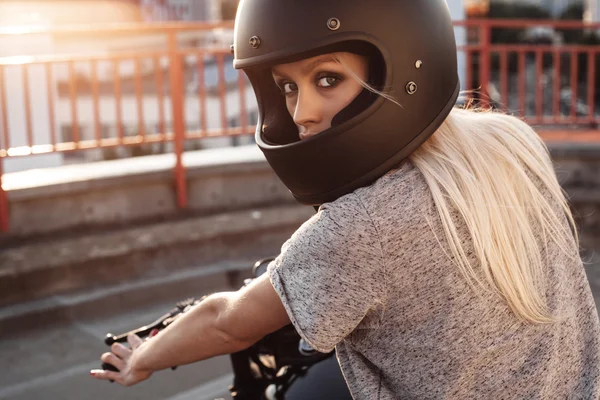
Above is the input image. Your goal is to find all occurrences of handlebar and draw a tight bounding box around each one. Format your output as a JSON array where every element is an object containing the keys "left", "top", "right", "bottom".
[
  {"left": 104, "top": 297, "right": 200, "bottom": 346},
  {"left": 99, "top": 258, "right": 333, "bottom": 397},
  {"left": 101, "top": 297, "right": 203, "bottom": 378}
]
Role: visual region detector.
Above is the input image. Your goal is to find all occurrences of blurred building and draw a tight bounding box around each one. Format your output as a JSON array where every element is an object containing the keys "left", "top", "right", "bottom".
[
  {"left": 0, "top": 0, "right": 142, "bottom": 26},
  {"left": 466, "top": 0, "right": 596, "bottom": 18},
  {"left": 541, "top": 0, "right": 579, "bottom": 16},
  {"left": 586, "top": 0, "right": 600, "bottom": 23},
  {"left": 140, "top": 0, "right": 220, "bottom": 21},
  {"left": 465, "top": 0, "right": 491, "bottom": 17}
]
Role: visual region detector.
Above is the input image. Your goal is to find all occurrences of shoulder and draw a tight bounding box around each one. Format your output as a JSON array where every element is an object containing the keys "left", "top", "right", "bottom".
[
  {"left": 288, "top": 188, "right": 384, "bottom": 250},
  {"left": 357, "top": 159, "right": 422, "bottom": 196},
  {"left": 319, "top": 189, "right": 368, "bottom": 223},
  {"left": 351, "top": 159, "right": 429, "bottom": 212},
  {"left": 278, "top": 187, "right": 384, "bottom": 267},
  {"left": 302, "top": 160, "right": 429, "bottom": 242}
]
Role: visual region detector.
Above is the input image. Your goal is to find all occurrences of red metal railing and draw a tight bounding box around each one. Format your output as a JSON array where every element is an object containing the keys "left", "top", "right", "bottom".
[
  {"left": 0, "top": 19, "right": 599, "bottom": 233},
  {"left": 456, "top": 19, "right": 599, "bottom": 133}
]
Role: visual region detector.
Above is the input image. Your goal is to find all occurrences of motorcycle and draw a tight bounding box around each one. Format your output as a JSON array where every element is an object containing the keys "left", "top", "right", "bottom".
[{"left": 101, "top": 257, "right": 353, "bottom": 400}]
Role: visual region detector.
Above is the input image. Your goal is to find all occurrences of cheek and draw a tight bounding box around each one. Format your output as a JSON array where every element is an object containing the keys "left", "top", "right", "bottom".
[
  {"left": 324, "top": 82, "right": 364, "bottom": 118},
  {"left": 344, "top": 81, "right": 364, "bottom": 105},
  {"left": 285, "top": 99, "right": 296, "bottom": 118}
]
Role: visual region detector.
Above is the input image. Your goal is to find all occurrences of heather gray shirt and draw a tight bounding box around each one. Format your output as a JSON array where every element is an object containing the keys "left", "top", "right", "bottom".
[{"left": 268, "top": 160, "right": 600, "bottom": 399}]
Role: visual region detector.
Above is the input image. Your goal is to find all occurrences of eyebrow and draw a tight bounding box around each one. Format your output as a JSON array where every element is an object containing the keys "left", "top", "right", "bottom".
[{"left": 272, "top": 56, "right": 339, "bottom": 77}]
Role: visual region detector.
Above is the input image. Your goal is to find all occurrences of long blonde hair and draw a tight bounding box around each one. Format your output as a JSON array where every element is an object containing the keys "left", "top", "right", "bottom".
[
  {"left": 336, "top": 55, "right": 581, "bottom": 324},
  {"left": 411, "top": 107, "right": 580, "bottom": 324}
]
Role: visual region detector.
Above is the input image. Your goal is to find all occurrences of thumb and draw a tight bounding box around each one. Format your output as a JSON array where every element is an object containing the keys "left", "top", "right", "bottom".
[{"left": 127, "top": 333, "right": 143, "bottom": 350}]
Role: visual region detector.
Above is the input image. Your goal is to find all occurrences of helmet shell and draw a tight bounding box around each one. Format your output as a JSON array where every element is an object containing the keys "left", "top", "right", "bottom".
[{"left": 234, "top": 0, "right": 460, "bottom": 205}]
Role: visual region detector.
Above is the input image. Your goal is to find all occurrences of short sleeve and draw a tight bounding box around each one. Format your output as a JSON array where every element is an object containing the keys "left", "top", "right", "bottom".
[{"left": 267, "top": 193, "right": 386, "bottom": 353}]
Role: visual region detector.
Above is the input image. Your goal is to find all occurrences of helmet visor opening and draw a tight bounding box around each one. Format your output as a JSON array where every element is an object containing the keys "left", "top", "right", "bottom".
[{"left": 245, "top": 41, "right": 386, "bottom": 146}]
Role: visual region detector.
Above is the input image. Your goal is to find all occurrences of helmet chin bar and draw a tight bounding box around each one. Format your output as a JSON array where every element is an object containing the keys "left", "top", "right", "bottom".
[
  {"left": 246, "top": 68, "right": 298, "bottom": 146},
  {"left": 331, "top": 88, "right": 379, "bottom": 127}
]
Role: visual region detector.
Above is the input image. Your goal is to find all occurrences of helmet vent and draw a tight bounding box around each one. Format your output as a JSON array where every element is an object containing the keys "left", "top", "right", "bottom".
[
  {"left": 327, "top": 18, "right": 341, "bottom": 31},
  {"left": 249, "top": 36, "right": 261, "bottom": 49},
  {"left": 406, "top": 81, "right": 417, "bottom": 95}
]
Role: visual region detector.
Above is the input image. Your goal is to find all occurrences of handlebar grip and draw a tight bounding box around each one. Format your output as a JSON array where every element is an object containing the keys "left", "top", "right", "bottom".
[
  {"left": 104, "top": 333, "right": 117, "bottom": 346},
  {"left": 101, "top": 362, "right": 119, "bottom": 373},
  {"left": 101, "top": 362, "right": 118, "bottom": 383},
  {"left": 100, "top": 297, "right": 200, "bottom": 383}
]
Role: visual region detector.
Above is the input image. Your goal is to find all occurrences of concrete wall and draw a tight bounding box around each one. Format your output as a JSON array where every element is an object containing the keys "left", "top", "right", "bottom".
[
  {"left": 550, "top": 142, "right": 600, "bottom": 252},
  {"left": 3, "top": 142, "right": 599, "bottom": 241},
  {"left": 0, "top": 142, "right": 598, "bottom": 309},
  {"left": 0, "top": 145, "right": 311, "bottom": 309},
  {"left": 4, "top": 145, "right": 292, "bottom": 238}
]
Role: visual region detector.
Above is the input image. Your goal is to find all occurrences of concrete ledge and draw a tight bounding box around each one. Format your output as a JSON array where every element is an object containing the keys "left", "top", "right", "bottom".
[
  {"left": 3, "top": 145, "right": 268, "bottom": 195},
  {"left": 547, "top": 142, "right": 600, "bottom": 160},
  {"left": 3, "top": 143, "right": 599, "bottom": 239},
  {"left": 549, "top": 144, "right": 600, "bottom": 239},
  {"left": 0, "top": 141, "right": 597, "bottom": 310},
  {"left": 1, "top": 204, "right": 309, "bottom": 276},
  {"left": 4, "top": 145, "right": 295, "bottom": 237},
  {"left": 0, "top": 204, "right": 314, "bottom": 307},
  {"left": 0, "top": 260, "right": 252, "bottom": 338}
]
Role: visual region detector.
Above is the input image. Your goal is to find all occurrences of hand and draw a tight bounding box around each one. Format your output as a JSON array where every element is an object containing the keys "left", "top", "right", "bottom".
[{"left": 90, "top": 333, "right": 154, "bottom": 386}]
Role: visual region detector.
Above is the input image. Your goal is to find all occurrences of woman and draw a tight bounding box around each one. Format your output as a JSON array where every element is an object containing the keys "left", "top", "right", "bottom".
[{"left": 91, "top": 0, "right": 600, "bottom": 398}]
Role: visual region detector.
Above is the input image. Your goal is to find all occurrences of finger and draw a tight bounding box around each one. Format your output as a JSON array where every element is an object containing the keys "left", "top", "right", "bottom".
[
  {"left": 90, "top": 368, "right": 122, "bottom": 384},
  {"left": 111, "top": 342, "right": 131, "bottom": 360},
  {"left": 101, "top": 352, "right": 125, "bottom": 372},
  {"left": 128, "top": 333, "right": 143, "bottom": 350},
  {"left": 145, "top": 329, "right": 159, "bottom": 342}
]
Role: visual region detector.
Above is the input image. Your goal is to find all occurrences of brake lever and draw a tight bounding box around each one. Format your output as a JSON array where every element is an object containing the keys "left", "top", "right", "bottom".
[
  {"left": 104, "top": 297, "right": 198, "bottom": 345},
  {"left": 101, "top": 297, "right": 202, "bottom": 382}
]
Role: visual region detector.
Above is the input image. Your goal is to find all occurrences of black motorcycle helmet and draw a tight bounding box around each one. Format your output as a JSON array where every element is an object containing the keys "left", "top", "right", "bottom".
[{"left": 233, "top": 0, "right": 460, "bottom": 205}]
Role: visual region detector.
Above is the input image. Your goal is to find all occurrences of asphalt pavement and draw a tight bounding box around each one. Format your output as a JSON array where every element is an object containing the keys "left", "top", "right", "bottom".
[{"left": 1, "top": 250, "right": 599, "bottom": 400}]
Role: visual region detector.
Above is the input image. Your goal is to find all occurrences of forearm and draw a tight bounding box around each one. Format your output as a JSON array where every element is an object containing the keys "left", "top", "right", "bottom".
[{"left": 132, "top": 291, "right": 251, "bottom": 372}]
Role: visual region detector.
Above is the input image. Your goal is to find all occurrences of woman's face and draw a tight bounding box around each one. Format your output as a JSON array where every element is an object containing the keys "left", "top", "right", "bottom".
[{"left": 271, "top": 52, "right": 368, "bottom": 140}]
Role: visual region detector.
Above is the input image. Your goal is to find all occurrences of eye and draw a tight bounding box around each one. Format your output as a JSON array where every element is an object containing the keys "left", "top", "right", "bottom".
[
  {"left": 280, "top": 82, "right": 297, "bottom": 96},
  {"left": 317, "top": 75, "right": 341, "bottom": 88}
]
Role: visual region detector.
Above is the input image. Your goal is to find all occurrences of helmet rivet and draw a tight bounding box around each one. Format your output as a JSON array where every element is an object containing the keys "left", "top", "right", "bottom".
[
  {"left": 415, "top": 60, "right": 422, "bottom": 69},
  {"left": 249, "top": 36, "right": 261, "bottom": 49},
  {"left": 406, "top": 81, "right": 417, "bottom": 95},
  {"left": 327, "top": 18, "right": 340, "bottom": 31}
]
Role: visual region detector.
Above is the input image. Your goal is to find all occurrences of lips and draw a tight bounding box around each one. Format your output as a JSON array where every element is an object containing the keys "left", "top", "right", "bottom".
[
  {"left": 299, "top": 131, "right": 321, "bottom": 140},
  {"left": 299, "top": 131, "right": 312, "bottom": 140}
]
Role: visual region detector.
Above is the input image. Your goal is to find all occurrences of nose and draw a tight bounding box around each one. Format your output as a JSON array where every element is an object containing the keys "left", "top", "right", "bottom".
[{"left": 292, "top": 90, "right": 322, "bottom": 130}]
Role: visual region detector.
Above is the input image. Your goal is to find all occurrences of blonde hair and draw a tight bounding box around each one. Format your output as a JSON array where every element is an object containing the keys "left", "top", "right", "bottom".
[
  {"left": 337, "top": 57, "right": 581, "bottom": 324},
  {"left": 411, "top": 107, "right": 580, "bottom": 324}
]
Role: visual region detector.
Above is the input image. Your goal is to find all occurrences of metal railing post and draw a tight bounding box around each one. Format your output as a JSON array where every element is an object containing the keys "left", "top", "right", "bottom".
[
  {"left": 168, "top": 32, "right": 188, "bottom": 210},
  {"left": 0, "top": 157, "right": 6, "bottom": 233},
  {"left": 479, "top": 20, "right": 492, "bottom": 109},
  {"left": 0, "top": 65, "right": 8, "bottom": 233}
]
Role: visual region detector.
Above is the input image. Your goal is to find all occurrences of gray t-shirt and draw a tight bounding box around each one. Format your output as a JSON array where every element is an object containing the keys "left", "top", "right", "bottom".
[{"left": 268, "top": 160, "right": 600, "bottom": 399}]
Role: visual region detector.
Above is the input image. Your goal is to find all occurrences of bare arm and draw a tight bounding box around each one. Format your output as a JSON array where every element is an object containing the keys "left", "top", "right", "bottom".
[{"left": 91, "top": 274, "right": 291, "bottom": 385}]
